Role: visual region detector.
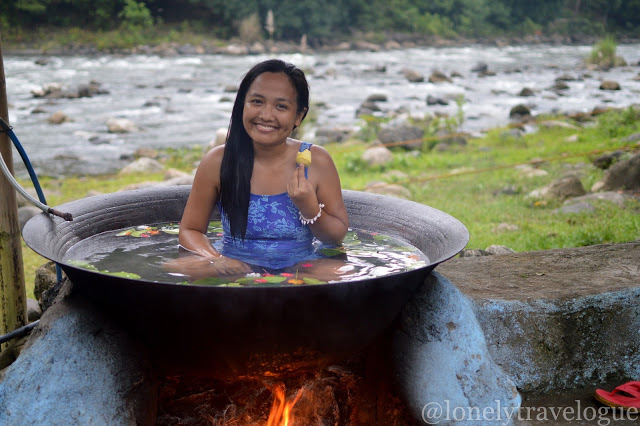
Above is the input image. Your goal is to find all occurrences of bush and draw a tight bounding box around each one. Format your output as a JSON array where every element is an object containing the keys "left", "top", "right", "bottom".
[
  {"left": 118, "top": 0, "right": 154, "bottom": 31},
  {"left": 587, "top": 35, "right": 625, "bottom": 68},
  {"left": 238, "top": 12, "right": 263, "bottom": 43}
]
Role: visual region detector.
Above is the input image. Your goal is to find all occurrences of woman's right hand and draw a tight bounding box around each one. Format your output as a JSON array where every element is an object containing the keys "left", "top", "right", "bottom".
[{"left": 163, "top": 255, "right": 251, "bottom": 280}]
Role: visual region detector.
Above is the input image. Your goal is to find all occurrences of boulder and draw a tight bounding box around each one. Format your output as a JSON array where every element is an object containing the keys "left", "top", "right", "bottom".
[
  {"left": 403, "top": 69, "right": 424, "bottom": 83},
  {"left": 364, "top": 182, "right": 411, "bottom": 199},
  {"left": 593, "top": 153, "right": 640, "bottom": 191},
  {"left": 528, "top": 175, "right": 586, "bottom": 200},
  {"left": 361, "top": 146, "right": 393, "bottom": 166},
  {"left": 0, "top": 280, "right": 157, "bottom": 425},
  {"left": 106, "top": 117, "right": 138, "bottom": 133},
  {"left": 592, "top": 151, "right": 623, "bottom": 169},
  {"left": 47, "top": 111, "right": 72, "bottom": 124},
  {"left": 428, "top": 71, "right": 452, "bottom": 83},
  {"left": 426, "top": 95, "right": 448, "bottom": 106},
  {"left": 393, "top": 272, "right": 521, "bottom": 422},
  {"left": 377, "top": 123, "right": 425, "bottom": 150},
  {"left": 518, "top": 87, "right": 535, "bottom": 97},
  {"left": 509, "top": 104, "right": 532, "bottom": 120},
  {"left": 599, "top": 80, "right": 621, "bottom": 91},
  {"left": 119, "top": 157, "right": 164, "bottom": 174}
]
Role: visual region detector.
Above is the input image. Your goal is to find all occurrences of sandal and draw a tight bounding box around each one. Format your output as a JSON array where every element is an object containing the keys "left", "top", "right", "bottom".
[{"left": 594, "top": 381, "right": 640, "bottom": 410}]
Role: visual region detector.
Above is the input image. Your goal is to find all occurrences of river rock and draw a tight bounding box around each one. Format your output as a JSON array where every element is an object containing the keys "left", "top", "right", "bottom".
[
  {"left": 518, "top": 87, "right": 535, "bottom": 97},
  {"left": 599, "top": 80, "right": 621, "bottom": 91},
  {"left": 356, "top": 100, "right": 382, "bottom": 117},
  {"left": 403, "top": 69, "right": 424, "bottom": 83},
  {"left": 362, "top": 146, "right": 393, "bottom": 166},
  {"left": 549, "top": 81, "right": 569, "bottom": 92},
  {"left": 426, "top": 95, "right": 448, "bottom": 106},
  {"left": 556, "top": 73, "right": 578, "bottom": 82},
  {"left": 47, "top": 111, "right": 72, "bottom": 124},
  {"left": 509, "top": 104, "right": 532, "bottom": 120},
  {"left": 564, "top": 191, "right": 629, "bottom": 208},
  {"left": 366, "top": 94, "right": 388, "bottom": 102},
  {"left": 428, "top": 71, "right": 451, "bottom": 83},
  {"left": 107, "top": 117, "right": 138, "bottom": 133},
  {"left": 377, "top": 123, "right": 424, "bottom": 150},
  {"left": 119, "top": 157, "right": 164, "bottom": 174},
  {"left": 30, "top": 83, "right": 62, "bottom": 98},
  {"left": 470, "top": 62, "right": 488, "bottom": 73},
  {"left": 592, "top": 153, "right": 640, "bottom": 191},
  {"left": 393, "top": 272, "right": 521, "bottom": 423},
  {"left": 134, "top": 147, "right": 159, "bottom": 159}
]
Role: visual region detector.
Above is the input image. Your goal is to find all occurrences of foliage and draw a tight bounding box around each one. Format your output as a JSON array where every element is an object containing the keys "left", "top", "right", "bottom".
[
  {"left": 3, "top": 0, "right": 640, "bottom": 45},
  {"left": 238, "top": 12, "right": 263, "bottom": 43},
  {"left": 118, "top": 0, "right": 154, "bottom": 31},
  {"left": 588, "top": 36, "right": 617, "bottom": 67}
]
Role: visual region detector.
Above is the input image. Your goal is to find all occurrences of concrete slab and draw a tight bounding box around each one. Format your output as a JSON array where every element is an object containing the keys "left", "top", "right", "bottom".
[{"left": 437, "top": 242, "right": 640, "bottom": 395}]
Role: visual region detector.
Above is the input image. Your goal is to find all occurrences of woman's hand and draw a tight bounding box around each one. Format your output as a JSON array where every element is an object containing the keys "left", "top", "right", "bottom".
[
  {"left": 287, "top": 163, "right": 318, "bottom": 215},
  {"left": 163, "top": 255, "right": 251, "bottom": 280}
]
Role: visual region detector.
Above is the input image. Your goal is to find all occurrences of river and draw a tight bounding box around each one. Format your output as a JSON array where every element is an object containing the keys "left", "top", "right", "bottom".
[{"left": 5, "top": 44, "right": 640, "bottom": 178}]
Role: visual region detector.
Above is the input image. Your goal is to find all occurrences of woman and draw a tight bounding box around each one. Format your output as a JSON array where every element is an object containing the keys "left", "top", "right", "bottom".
[{"left": 174, "top": 59, "right": 349, "bottom": 278}]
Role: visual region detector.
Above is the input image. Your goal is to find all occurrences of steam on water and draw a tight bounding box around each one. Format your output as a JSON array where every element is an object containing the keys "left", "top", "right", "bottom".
[{"left": 63, "top": 222, "right": 429, "bottom": 286}]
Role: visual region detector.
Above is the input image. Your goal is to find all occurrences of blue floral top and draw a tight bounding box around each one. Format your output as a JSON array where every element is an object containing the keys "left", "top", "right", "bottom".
[{"left": 216, "top": 142, "right": 317, "bottom": 268}]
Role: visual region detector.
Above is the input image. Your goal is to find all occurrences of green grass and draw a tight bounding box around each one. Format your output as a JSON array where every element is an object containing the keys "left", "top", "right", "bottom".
[{"left": 16, "top": 108, "right": 640, "bottom": 298}]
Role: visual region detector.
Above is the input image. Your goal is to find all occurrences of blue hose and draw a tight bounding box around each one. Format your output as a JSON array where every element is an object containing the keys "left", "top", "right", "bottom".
[{"left": 0, "top": 118, "right": 64, "bottom": 283}]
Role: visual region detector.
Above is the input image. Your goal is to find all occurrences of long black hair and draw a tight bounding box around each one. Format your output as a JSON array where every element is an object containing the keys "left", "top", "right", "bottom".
[{"left": 219, "top": 59, "right": 310, "bottom": 240}]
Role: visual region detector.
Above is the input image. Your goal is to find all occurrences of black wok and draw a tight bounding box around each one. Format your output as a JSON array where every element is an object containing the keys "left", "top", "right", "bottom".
[{"left": 23, "top": 187, "right": 468, "bottom": 378}]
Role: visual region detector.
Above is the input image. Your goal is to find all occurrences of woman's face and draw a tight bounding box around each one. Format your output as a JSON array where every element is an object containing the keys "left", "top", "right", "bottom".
[{"left": 242, "top": 72, "right": 306, "bottom": 147}]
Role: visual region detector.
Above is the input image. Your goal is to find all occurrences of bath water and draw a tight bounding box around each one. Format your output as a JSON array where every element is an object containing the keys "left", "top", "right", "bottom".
[{"left": 63, "top": 221, "right": 429, "bottom": 286}]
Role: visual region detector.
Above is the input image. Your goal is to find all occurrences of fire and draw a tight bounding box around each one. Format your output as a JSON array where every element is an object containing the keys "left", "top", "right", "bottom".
[{"left": 266, "top": 384, "right": 304, "bottom": 426}]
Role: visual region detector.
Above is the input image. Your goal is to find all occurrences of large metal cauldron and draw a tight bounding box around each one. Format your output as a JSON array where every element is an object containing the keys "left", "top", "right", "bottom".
[{"left": 23, "top": 187, "right": 468, "bottom": 378}]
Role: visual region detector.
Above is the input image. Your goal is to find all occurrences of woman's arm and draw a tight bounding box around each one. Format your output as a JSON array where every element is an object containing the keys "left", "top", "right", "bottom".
[
  {"left": 179, "top": 146, "right": 224, "bottom": 257},
  {"left": 176, "top": 146, "right": 251, "bottom": 275},
  {"left": 288, "top": 145, "right": 349, "bottom": 244}
]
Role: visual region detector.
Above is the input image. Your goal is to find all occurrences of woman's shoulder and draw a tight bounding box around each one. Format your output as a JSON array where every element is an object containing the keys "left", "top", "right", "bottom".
[{"left": 201, "top": 144, "right": 226, "bottom": 165}]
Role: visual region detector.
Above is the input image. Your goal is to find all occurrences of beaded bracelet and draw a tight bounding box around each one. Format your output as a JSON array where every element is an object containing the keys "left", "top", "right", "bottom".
[{"left": 299, "top": 203, "right": 325, "bottom": 225}]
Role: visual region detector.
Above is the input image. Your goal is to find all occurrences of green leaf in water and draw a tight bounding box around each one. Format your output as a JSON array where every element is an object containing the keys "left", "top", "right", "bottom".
[
  {"left": 68, "top": 260, "right": 98, "bottom": 271},
  {"left": 261, "top": 276, "right": 287, "bottom": 283},
  {"left": 318, "top": 247, "right": 347, "bottom": 257},
  {"left": 191, "top": 276, "right": 231, "bottom": 286},
  {"left": 159, "top": 223, "right": 180, "bottom": 234},
  {"left": 373, "top": 234, "right": 391, "bottom": 241},
  {"left": 302, "top": 277, "right": 326, "bottom": 285},
  {"left": 102, "top": 271, "right": 141, "bottom": 279}
]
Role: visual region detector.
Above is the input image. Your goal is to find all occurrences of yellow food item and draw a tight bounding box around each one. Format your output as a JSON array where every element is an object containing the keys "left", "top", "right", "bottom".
[{"left": 296, "top": 150, "right": 312, "bottom": 166}]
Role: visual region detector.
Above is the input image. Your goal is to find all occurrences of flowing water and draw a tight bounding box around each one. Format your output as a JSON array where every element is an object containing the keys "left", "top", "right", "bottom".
[{"left": 5, "top": 44, "right": 640, "bottom": 177}]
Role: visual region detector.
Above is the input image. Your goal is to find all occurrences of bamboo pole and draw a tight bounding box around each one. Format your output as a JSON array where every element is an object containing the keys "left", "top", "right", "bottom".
[{"left": 0, "top": 31, "right": 27, "bottom": 350}]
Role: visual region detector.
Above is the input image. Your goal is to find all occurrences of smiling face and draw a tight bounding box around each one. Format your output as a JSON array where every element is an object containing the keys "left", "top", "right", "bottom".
[{"left": 242, "top": 72, "right": 306, "bottom": 148}]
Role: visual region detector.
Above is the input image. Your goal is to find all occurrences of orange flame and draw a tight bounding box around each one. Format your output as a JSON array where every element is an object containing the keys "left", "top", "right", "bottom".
[{"left": 266, "top": 384, "right": 304, "bottom": 426}]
